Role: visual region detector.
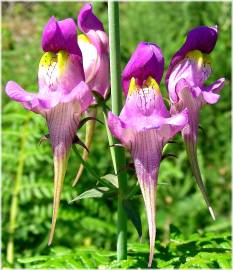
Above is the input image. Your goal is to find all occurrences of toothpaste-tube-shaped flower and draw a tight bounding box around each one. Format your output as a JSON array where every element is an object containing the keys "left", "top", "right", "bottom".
[
  {"left": 78, "top": 3, "right": 110, "bottom": 98},
  {"left": 108, "top": 42, "right": 188, "bottom": 267},
  {"left": 5, "top": 16, "right": 92, "bottom": 245},
  {"left": 165, "top": 26, "right": 225, "bottom": 220}
]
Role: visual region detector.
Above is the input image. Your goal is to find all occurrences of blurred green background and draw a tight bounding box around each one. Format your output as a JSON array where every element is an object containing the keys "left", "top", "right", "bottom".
[{"left": 2, "top": 1, "right": 231, "bottom": 269}]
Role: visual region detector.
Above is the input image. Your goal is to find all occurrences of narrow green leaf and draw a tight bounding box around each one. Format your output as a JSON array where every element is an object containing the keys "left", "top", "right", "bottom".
[
  {"left": 123, "top": 199, "right": 142, "bottom": 239},
  {"left": 69, "top": 187, "right": 109, "bottom": 203},
  {"left": 101, "top": 174, "right": 119, "bottom": 188},
  {"left": 72, "top": 145, "right": 99, "bottom": 180}
]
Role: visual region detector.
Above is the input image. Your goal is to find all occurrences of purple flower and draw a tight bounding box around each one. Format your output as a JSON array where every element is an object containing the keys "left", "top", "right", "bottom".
[
  {"left": 5, "top": 16, "right": 92, "bottom": 245},
  {"left": 78, "top": 3, "right": 110, "bottom": 98},
  {"left": 165, "top": 26, "right": 225, "bottom": 220},
  {"left": 71, "top": 3, "right": 110, "bottom": 187},
  {"left": 108, "top": 42, "right": 188, "bottom": 267}
]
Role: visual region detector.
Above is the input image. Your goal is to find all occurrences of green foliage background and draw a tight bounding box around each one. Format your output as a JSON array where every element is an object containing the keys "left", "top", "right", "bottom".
[{"left": 2, "top": 1, "right": 231, "bottom": 269}]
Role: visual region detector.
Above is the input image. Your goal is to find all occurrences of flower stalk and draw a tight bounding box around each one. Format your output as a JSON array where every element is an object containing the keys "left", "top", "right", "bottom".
[{"left": 108, "top": 1, "right": 128, "bottom": 261}]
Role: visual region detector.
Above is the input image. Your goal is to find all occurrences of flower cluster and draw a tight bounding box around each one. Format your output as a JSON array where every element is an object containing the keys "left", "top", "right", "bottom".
[
  {"left": 5, "top": 4, "right": 109, "bottom": 245},
  {"left": 5, "top": 3, "right": 225, "bottom": 267},
  {"left": 108, "top": 26, "right": 224, "bottom": 266}
]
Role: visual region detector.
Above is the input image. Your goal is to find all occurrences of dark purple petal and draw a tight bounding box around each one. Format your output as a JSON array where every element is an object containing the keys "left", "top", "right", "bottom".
[
  {"left": 58, "top": 19, "right": 82, "bottom": 55},
  {"left": 78, "top": 3, "right": 104, "bottom": 33},
  {"left": 42, "top": 16, "right": 81, "bottom": 55},
  {"left": 122, "top": 42, "right": 164, "bottom": 96},
  {"left": 166, "top": 25, "right": 218, "bottom": 86}
]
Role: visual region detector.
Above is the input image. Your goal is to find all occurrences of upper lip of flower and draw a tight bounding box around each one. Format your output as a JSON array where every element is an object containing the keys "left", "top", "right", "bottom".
[
  {"left": 42, "top": 16, "right": 82, "bottom": 56},
  {"left": 165, "top": 25, "right": 218, "bottom": 88},
  {"left": 122, "top": 41, "right": 164, "bottom": 97}
]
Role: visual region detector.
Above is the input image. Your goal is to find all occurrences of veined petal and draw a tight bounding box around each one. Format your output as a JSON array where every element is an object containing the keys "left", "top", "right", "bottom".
[
  {"left": 131, "top": 130, "right": 163, "bottom": 267},
  {"left": 38, "top": 51, "right": 84, "bottom": 97},
  {"left": 45, "top": 101, "right": 81, "bottom": 157},
  {"left": 120, "top": 77, "right": 169, "bottom": 129},
  {"left": 175, "top": 83, "right": 201, "bottom": 140},
  {"left": 45, "top": 101, "right": 82, "bottom": 244},
  {"left": 122, "top": 42, "right": 164, "bottom": 96}
]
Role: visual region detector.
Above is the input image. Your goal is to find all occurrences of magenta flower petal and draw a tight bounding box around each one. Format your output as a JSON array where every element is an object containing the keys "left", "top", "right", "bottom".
[
  {"left": 5, "top": 81, "right": 42, "bottom": 113},
  {"left": 107, "top": 42, "right": 188, "bottom": 266},
  {"left": 78, "top": 3, "right": 104, "bottom": 32},
  {"left": 42, "top": 17, "right": 81, "bottom": 55},
  {"left": 202, "top": 78, "right": 225, "bottom": 104},
  {"left": 166, "top": 25, "right": 225, "bottom": 220},
  {"left": 122, "top": 42, "right": 164, "bottom": 96},
  {"left": 131, "top": 130, "right": 162, "bottom": 268},
  {"left": 57, "top": 19, "right": 82, "bottom": 55},
  {"left": 166, "top": 26, "right": 218, "bottom": 86},
  {"left": 107, "top": 111, "right": 133, "bottom": 148},
  {"left": 204, "top": 77, "right": 225, "bottom": 94},
  {"left": 5, "top": 81, "right": 35, "bottom": 102},
  {"left": 108, "top": 43, "right": 188, "bottom": 265},
  {"left": 5, "top": 11, "right": 94, "bottom": 244},
  {"left": 108, "top": 103, "right": 187, "bottom": 268},
  {"left": 202, "top": 91, "right": 220, "bottom": 104},
  {"left": 45, "top": 100, "right": 82, "bottom": 245},
  {"left": 38, "top": 51, "right": 85, "bottom": 106},
  {"left": 62, "top": 81, "right": 92, "bottom": 111},
  {"left": 78, "top": 4, "right": 110, "bottom": 97}
]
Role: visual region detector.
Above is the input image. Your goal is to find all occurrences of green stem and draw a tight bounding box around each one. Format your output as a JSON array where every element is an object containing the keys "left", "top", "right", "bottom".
[
  {"left": 108, "top": 1, "right": 127, "bottom": 261},
  {"left": 7, "top": 120, "right": 28, "bottom": 265}
]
